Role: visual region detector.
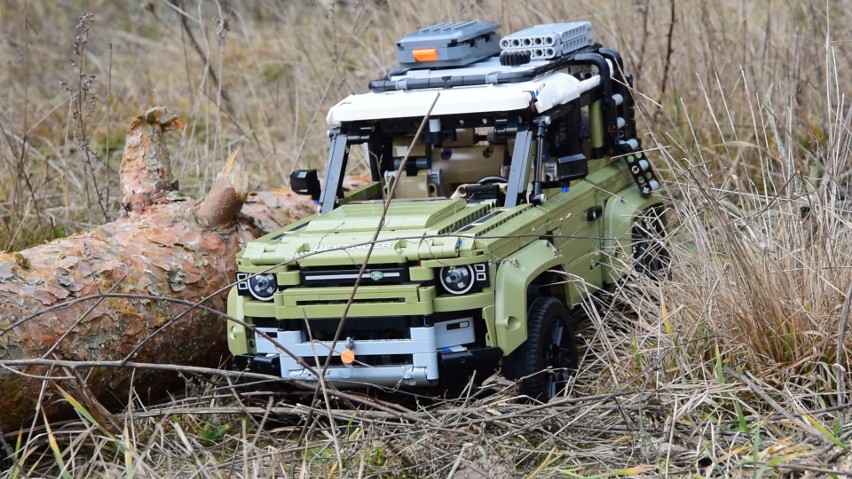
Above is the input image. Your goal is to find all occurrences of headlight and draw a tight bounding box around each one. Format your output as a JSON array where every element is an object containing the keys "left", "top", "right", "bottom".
[
  {"left": 249, "top": 273, "right": 278, "bottom": 301},
  {"left": 438, "top": 263, "right": 490, "bottom": 295},
  {"left": 237, "top": 272, "right": 278, "bottom": 301},
  {"left": 439, "top": 265, "right": 475, "bottom": 295}
]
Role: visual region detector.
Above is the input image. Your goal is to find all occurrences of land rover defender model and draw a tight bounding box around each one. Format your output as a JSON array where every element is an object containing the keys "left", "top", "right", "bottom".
[{"left": 227, "top": 21, "right": 667, "bottom": 400}]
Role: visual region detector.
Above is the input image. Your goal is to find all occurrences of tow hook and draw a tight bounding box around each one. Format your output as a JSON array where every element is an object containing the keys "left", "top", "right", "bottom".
[{"left": 342, "top": 337, "right": 356, "bottom": 365}]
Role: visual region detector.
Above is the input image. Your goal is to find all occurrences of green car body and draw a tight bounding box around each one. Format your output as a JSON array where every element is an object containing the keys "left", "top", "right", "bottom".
[{"left": 227, "top": 21, "right": 667, "bottom": 398}]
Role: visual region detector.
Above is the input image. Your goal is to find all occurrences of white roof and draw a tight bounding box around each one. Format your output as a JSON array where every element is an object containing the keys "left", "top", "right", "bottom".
[{"left": 326, "top": 69, "right": 601, "bottom": 126}]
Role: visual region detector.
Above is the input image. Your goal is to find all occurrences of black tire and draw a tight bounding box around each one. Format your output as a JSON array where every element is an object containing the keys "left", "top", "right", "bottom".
[
  {"left": 632, "top": 206, "right": 670, "bottom": 277},
  {"left": 503, "top": 296, "right": 578, "bottom": 401},
  {"left": 229, "top": 357, "right": 294, "bottom": 398}
]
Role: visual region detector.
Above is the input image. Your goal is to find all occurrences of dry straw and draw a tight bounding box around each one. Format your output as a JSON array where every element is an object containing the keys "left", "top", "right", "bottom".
[{"left": 0, "top": 0, "right": 850, "bottom": 477}]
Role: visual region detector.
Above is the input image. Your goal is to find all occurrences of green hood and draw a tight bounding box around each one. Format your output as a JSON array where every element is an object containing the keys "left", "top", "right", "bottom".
[{"left": 240, "top": 199, "right": 496, "bottom": 267}]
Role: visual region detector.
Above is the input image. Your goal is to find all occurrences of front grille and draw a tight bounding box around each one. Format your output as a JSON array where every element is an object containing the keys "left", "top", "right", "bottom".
[
  {"left": 302, "top": 316, "right": 419, "bottom": 341},
  {"left": 300, "top": 264, "right": 410, "bottom": 287},
  {"left": 295, "top": 297, "right": 405, "bottom": 306}
]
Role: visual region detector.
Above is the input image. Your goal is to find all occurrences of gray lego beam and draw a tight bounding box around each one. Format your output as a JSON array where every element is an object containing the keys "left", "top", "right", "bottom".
[
  {"left": 500, "top": 22, "right": 592, "bottom": 61},
  {"left": 505, "top": 125, "right": 534, "bottom": 208}
]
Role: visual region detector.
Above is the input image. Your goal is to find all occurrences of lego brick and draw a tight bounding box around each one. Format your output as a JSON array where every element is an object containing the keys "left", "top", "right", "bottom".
[
  {"left": 397, "top": 21, "right": 501, "bottom": 68},
  {"left": 500, "top": 22, "right": 592, "bottom": 60}
]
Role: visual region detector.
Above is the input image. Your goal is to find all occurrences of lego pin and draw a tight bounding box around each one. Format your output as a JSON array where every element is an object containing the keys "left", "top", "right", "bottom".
[{"left": 341, "top": 349, "right": 356, "bottom": 365}]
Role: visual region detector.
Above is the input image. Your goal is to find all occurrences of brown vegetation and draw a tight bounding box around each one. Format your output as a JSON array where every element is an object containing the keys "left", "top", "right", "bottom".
[{"left": 0, "top": 0, "right": 850, "bottom": 477}]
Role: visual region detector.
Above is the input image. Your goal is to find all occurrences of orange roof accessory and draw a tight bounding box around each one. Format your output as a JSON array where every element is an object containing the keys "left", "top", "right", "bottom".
[{"left": 412, "top": 48, "right": 439, "bottom": 62}]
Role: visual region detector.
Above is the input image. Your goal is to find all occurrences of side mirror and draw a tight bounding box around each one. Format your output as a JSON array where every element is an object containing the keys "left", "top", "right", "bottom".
[
  {"left": 290, "top": 169, "right": 321, "bottom": 201},
  {"left": 556, "top": 153, "right": 588, "bottom": 184}
]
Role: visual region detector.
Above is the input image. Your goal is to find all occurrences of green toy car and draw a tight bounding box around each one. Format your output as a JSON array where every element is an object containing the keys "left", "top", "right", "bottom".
[{"left": 227, "top": 21, "right": 667, "bottom": 400}]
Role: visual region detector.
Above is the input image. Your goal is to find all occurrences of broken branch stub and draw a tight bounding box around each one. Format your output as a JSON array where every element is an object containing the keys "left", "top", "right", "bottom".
[
  {"left": 120, "top": 106, "right": 183, "bottom": 213},
  {"left": 196, "top": 149, "right": 249, "bottom": 229}
]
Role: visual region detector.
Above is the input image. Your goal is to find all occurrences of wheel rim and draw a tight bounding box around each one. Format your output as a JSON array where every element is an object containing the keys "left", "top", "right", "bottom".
[
  {"left": 543, "top": 320, "right": 575, "bottom": 398},
  {"left": 633, "top": 214, "right": 669, "bottom": 275}
]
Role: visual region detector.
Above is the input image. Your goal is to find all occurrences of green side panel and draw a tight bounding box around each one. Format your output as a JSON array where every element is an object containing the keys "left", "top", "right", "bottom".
[
  {"left": 538, "top": 182, "right": 602, "bottom": 305},
  {"left": 494, "top": 239, "right": 568, "bottom": 355},
  {"left": 482, "top": 305, "right": 496, "bottom": 347},
  {"left": 587, "top": 161, "right": 634, "bottom": 199},
  {"left": 433, "top": 291, "right": 493, "bottom": 313},
  {"left": 602, "top": 186, "right": 667, "bottom": 284},
  {"left": 474, "top": 204, "right": 546, "bottom": 260},
  {"left": 226, "top": 287, "right": 250, "bottom": 355}
]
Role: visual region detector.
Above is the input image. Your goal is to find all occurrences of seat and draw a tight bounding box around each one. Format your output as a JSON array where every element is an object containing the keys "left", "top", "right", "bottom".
[{"left": 385, "top": 129, "right": 507, "bottom": 199}]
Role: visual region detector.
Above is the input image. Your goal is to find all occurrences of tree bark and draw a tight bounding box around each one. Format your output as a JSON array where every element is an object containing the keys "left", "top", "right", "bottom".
[{"left": 0, "top": 107, "right": 320, "bottom": 431}]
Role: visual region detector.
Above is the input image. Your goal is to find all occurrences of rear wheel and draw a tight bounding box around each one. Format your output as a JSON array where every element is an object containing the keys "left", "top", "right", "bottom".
[
  {"left": 503, "top": 296, "right": 578, "bottom": 401},
  {"left": 632, "top": 206, "right": 670, "bottom": 277}
]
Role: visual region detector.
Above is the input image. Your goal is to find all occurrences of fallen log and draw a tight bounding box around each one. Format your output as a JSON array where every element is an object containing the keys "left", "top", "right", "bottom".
[{"left": 0, "top": 107, "right": 321, "bottom": 431}]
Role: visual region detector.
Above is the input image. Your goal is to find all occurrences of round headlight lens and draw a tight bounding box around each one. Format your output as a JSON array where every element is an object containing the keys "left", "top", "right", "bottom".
[
  {"left": 248, "top": 273, "right": 277, "bottom": 301},
  {"left": 439, "top": 265, "right": 474, "bottom": 295}
]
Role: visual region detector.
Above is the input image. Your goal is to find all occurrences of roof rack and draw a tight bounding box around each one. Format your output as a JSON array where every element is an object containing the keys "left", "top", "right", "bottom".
[
  {"left": 365, "top": 44, "right": 629, "bottom": 158},
  {"left": 373, "top": 22, "right": 597, "bottom": 93},
  {"left": 369, "top": 46, "right": 597, "bottom": 93}
]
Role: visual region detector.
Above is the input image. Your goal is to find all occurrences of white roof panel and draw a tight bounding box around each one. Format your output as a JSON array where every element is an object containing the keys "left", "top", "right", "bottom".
[{"left": 326, "top": 71, "right": 595, "bottom": 126}]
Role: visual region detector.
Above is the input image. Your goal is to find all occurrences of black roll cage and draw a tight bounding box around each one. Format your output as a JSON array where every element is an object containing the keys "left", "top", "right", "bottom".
[{"left": 317, "top": 47, "right": 635, "bottom": 213}]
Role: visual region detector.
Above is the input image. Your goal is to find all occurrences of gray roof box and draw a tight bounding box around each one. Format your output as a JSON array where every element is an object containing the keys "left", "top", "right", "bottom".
[{"left": 396, "top": 21, "right": 501, "bottom": 69}]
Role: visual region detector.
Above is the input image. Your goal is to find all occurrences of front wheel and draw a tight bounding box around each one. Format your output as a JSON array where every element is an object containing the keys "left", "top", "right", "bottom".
[{"left": 502, "top": 296, "right": 578, "bottom": 401}]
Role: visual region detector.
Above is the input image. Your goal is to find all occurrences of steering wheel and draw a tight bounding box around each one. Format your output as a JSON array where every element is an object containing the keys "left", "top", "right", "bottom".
[{"left": 477, "top": 175, "right": 509, "bottom": 185}]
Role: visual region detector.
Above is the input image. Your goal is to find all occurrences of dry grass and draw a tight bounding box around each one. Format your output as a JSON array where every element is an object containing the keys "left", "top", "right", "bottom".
[{"left": 1, "top": 0, "right": 851, "bottom": 477}]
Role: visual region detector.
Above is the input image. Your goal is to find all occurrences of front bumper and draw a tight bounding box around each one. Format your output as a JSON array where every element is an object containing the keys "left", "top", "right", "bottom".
[
  {"left": 246, "top": 328, "right": 440, "bottom": 387},
  {"left": 227, "top": 285, "right": 501, "bottom": 388}
]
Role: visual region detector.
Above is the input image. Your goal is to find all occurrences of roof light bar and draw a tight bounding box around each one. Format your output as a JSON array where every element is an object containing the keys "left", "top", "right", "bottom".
[{"left": 500, "top": 22, "right": 592, "bottom": 61}]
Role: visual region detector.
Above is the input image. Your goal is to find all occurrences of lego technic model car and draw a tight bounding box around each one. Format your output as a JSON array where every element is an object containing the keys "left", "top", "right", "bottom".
[{"left": 227, "top": 21, "right": 667, "bottom": 400}]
